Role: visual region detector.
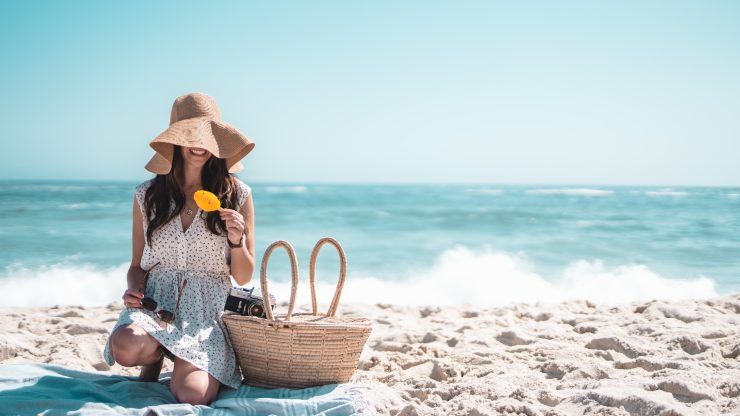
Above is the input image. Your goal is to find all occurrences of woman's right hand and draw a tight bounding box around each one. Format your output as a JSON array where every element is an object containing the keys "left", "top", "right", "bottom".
[{"left": 122, "top": 288, "right": 144, "bottom": 308}]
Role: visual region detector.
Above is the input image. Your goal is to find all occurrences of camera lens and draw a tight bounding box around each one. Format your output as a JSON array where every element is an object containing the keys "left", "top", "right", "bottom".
[{"left": 248, "top": 304, "right": 264, "bottom": 317}]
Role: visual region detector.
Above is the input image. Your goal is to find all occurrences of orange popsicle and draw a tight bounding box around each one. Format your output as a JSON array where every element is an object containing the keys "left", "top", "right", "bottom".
[{"left": 194, "top": 190, "right": 222, "bottom": 212}]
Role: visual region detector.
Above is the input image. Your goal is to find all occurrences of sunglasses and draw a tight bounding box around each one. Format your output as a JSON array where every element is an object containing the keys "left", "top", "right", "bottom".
[{"left": 139, "top": 261, "right": 188, "bottom": 325}]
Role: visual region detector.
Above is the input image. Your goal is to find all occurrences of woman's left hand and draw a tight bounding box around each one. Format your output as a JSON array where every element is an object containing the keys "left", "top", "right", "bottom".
[{"left": 219, "top": 208, "right": 247, "bottom": 245}]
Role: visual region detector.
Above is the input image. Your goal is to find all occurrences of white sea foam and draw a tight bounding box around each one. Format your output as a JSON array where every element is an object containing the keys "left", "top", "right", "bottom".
[
  {"left": 60, "top": 202, "right": 114, "bottom": 210},
  {"left": 373, "top": 210, "right": 392, "bottom": 218},
  {"left": 727, "top": 193, "right": 740, "bottom": 200},
  {"left": 0, "top": 246, "right": 718, "bottom": 308},
  {"left": 645, "top": 189, "right": 688, "bottom": 197},
  {"left": 0, "top": 263, "right": 131, "bottom": 308},
  {"left": 4, "top": 184, "right": 91, "bottom": 192},
  {"left": 264, "top": 186, "right": 309, "bottom": 194},
  {"left": 525, "top": 188, "right": 614, "bottom": 196},
  {"left": 467, "top": 188, "right": 505, "bottom": 195},
  {"left": 294, "top": 246, "right": 717, "bottom": 307}
]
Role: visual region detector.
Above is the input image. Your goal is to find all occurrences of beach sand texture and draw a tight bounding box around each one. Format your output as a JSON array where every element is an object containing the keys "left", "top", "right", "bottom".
[{"left": 1, "top": 294, "right": 739, "bottom": 415}]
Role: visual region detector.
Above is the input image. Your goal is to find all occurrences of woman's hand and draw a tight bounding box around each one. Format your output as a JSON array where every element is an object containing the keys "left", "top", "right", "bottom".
[
  {"left": 220, "top": 208, "right": 247, "bottom": 245},
  {"left": 122, "top": 288, "right": 144, "bottom": 308}
]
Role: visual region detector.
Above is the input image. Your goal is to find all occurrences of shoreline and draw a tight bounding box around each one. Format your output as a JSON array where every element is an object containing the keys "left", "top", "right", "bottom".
[{"left": 1, "top": 294, "right": 739, "bottom": 415}]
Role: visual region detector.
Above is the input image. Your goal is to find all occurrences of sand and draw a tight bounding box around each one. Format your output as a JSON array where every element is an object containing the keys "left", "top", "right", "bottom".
[{"left": 1, "top": 294, "right": 739, "bottom": 415}]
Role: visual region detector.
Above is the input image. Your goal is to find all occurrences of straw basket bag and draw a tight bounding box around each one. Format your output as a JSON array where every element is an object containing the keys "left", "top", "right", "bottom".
[{"left": 222, "top": 237, "right": 373, "bottom": 388}]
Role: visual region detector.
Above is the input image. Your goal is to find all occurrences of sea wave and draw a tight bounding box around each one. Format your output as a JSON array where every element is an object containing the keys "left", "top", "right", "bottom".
[
  {"left": 60, "top": 202, "right": 115, "bottom": 210},
  {"left": 264, "top": 186, "right": 309, "bottom": 194},
  {"left": 645, "top": 189, "right": 688, "bottom": 197},
  {"left": 0, "top": 246, "right": 718, "bottom": 308},
  {"left": 0, "top": 263, "right": 131, "bottom": 308},
  {"left": 298, "top": 246, "right": 717, "bottom": 307},
  {"left": 1, "top": 184, "right": 92, "bottom": 193},
  {"left": 466, "top": 188, "right": 505, "bottom": 195},
  {"left": 525, "top": 188, "right": 614, "bottom": 196}
]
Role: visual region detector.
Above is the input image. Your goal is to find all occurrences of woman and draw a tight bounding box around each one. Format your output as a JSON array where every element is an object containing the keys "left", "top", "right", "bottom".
[{"left": 102, "top": 92, "right": 256, "bottom": 405}]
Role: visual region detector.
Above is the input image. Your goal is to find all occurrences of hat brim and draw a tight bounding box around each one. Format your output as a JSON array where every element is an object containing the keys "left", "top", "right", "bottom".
[
  {"left": 144, "top": 117, "right": 254, "bottom": 175},
  {"left": 144, "top": 152, "right": 245, "bottom": 174}
]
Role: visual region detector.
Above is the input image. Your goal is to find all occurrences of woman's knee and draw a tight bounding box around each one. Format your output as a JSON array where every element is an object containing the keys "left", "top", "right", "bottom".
[
  {"left": 170, "top": 356, "right": 221, "bottom": 405},
  {"left": 110, "top": 324, "right": 155, "bottom": 367},
  {"left": 172, "top": 384, "right": 217, "bottom": 406}
]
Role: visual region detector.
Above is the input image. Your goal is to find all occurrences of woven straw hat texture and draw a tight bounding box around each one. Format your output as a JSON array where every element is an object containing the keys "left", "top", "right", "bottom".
[{"left": 145, "top": 92, "right": 255, "bottom": 174}]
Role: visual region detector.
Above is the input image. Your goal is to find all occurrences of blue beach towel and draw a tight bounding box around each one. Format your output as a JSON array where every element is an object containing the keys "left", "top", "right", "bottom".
[{"left": 0, "top": 362, "right": 372, "bottom": 416}]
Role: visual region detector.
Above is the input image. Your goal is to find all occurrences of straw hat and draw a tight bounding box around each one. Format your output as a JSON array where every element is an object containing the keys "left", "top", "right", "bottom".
[{"left": 144, "top": 92, "right": 255, "bottom": 174}]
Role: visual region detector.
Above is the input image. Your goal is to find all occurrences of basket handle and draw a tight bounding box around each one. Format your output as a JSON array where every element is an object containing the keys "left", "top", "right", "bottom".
[
  {"left": 309, "top": 237, "right": 347, "bottom": 317},
  {"left": 260, "top": 240, "right": 299, "bottom": 322}
]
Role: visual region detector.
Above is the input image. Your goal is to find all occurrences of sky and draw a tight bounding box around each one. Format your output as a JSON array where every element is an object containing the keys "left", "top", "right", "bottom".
[{"left": 0, "top": 1, "right": 738, "bottom": 185}]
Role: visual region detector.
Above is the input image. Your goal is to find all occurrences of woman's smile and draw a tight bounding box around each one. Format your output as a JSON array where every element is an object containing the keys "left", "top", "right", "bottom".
[{"left": 189, "top": 148, "right": 208, "bottom": 157}]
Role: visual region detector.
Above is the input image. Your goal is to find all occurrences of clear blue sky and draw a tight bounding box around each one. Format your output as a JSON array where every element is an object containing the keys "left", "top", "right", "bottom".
[{"left": 1, "top": 1, "right": 738, "bottom": 185}]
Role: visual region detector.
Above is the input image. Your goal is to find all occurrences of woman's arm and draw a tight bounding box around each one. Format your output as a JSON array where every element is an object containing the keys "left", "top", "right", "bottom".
[
  {"left": 127, "top": 196, "right": 147, "bottom": 292},
  {"left": 226, "top": 194, "right": 255, "bottom": 286}
]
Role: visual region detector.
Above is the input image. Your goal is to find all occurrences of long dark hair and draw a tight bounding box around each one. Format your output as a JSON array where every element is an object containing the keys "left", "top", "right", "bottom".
[{"left": 142, "top": 145, "right": 241, "bottom": 246}]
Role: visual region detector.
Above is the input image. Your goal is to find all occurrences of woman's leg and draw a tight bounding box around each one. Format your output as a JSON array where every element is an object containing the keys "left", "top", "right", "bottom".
[
  {"left": 170, "top": 356, "right": 221, "bottom": 406},
  {"left": 109, "top": 323, "right": 162, "bottom": 367}
]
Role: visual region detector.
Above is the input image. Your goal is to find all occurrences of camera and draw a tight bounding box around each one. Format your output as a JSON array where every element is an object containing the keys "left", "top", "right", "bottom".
[{"left": 224, "top": 287, "right": 276, "bottom": 318}]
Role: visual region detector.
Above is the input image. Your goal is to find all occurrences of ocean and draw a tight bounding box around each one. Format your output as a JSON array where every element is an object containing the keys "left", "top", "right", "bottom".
[{"left": 0, "top": 179, "right": 738, "bottom": 308}]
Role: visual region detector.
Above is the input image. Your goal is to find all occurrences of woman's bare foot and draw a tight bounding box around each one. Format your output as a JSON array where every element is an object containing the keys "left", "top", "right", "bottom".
[{"left": 138, "top": 348, "right": 164, "bottom": 382}]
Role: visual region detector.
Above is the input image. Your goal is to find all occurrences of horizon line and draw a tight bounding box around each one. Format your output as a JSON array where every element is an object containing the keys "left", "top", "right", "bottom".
[{"left": 0, "top": 178, "right": 738, "bottom": 189}]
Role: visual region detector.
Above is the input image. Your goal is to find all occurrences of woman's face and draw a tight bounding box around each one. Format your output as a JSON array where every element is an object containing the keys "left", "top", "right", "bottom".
[{"left": 181, "top": 145, "right": 212, "bottom": 169}]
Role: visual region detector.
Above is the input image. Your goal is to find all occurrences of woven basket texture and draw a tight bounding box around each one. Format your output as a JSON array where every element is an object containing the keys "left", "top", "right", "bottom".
[{"left": 223, "top": 237, "right": 372, "bottom": 388}]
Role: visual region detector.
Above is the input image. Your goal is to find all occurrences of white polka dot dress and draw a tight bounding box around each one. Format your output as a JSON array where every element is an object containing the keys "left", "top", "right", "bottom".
[{"left": 103, "top": 177, "right": 252, "bottom": 390}]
